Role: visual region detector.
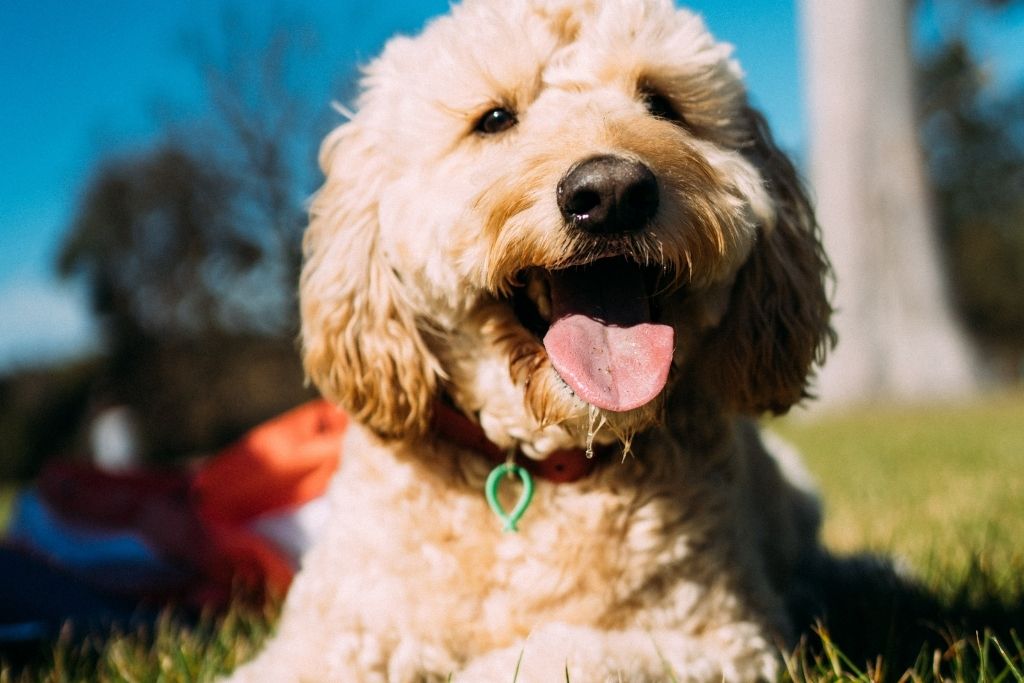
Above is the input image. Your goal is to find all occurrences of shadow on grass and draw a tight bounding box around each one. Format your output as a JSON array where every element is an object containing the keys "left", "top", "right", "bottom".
[{"left": 790, "top": 551, "right": 1024, "bottom": 679}]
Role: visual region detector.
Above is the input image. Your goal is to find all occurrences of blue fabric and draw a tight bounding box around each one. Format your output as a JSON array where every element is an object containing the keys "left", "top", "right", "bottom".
[
  {"left": 0, "top": 545, "right": 150, "bottom": 644},
  {"left": 5, "top": 491, "right": 164, "bottom": 571}
]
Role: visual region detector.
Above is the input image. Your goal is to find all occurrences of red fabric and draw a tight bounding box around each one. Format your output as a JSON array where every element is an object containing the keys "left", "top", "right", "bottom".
[
  {"left": 39, "top": 462, "right": 191, "bottom": 529},
  {"left": 35, "top": 399, "right": 348, "bottom": 606},
  {"left": 37, "top": 461, "right": 207, "bottom": 588},
  {"left": 192, "top": 400, "right": 347, "bottom": 525},
  {"left": 188, "top": 399, "right": 347, "bottom": 602},
  {"left": 188, "top": 522, "right": 296, "bottom": 604}
]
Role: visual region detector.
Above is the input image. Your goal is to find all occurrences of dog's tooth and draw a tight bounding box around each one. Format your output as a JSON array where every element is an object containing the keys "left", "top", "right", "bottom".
[
  {"left": 526, "top": 271, "right": 552, "bottom": 322},
  {"left": 537, "top": 291, "right": 552, "bottom": 322}
]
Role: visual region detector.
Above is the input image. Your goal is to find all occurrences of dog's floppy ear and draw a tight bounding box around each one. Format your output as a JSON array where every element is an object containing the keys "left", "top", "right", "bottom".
[
  {"left": 300, "top": 120, "right": 441, "bottom": 439},
  {"left": 698, "top": 107, "right": 835, "bottom": 414}
]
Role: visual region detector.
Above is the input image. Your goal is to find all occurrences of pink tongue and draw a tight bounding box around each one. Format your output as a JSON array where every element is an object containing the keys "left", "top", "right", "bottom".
[{"left": 542, "top": 259, "right": 674, "bottom": 413}]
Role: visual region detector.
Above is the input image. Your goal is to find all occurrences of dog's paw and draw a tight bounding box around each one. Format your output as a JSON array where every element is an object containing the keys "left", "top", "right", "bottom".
[
  {"left": 458, "top": 623, "right": 640, "bottom": 683},
  {"left": 388, "top": 638, "right": 461, "bottom": 683},
  {"left": 457, "top": 645, "right": 528, "bottom": 683},
  {"left": 459, "top": 622, "right": 778, "bottom": 683}
]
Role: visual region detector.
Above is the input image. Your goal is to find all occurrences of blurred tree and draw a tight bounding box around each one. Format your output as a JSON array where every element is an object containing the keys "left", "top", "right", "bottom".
[
  {"left": 50, "top": 12, "right": 332, "bottom": 462},
  {"left": 59, "top": 147, "right": 259, "bottom": 341},
  {"left": 800, "top": 0, "right": 1024, "bottom": 402},
  {"left": 167, "top": 7, "right": 336, "bottom": 323},
  {"left": 0, "top": 360, "right": 99, "bottom": 480},
  {"left": 917, "top": 28, "right": 1024, "bottom": 377},
  {"left": 801, "top": 0, "right": 982, "bottom": 407}
]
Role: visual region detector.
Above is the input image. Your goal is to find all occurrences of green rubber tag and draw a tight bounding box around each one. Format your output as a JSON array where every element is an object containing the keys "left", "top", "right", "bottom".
[{"left": 485, "top": 463, "right": 534, "bottom": 532}]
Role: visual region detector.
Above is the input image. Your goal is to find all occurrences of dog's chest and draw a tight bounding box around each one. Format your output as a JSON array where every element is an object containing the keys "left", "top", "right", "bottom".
[
  {"left": 398, "top": 487, "right": 689, "bottom": 648},
  {"left": 324, "top": 431, "right": 718, "bottom": 647}
]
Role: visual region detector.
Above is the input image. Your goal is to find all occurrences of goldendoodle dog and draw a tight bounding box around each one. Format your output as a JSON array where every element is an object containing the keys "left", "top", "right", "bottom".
[{"left": 228, "top": 0, "right": 833, "bottom": 680}]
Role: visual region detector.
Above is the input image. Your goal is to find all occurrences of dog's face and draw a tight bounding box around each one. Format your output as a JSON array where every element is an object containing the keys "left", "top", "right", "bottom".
[{"left": 301, "top": 0, "right": 832, "bottom": 457}]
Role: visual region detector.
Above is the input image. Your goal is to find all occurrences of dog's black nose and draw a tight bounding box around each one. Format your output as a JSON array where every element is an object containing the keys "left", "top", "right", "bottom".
[{"left": 556, "top": 155, "right": 659, "bottom": 234}]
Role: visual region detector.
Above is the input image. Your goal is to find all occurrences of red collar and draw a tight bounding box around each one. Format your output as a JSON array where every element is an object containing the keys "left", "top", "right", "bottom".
[{"left": 432, "top": 401, "right": 598, "bottom": 484}]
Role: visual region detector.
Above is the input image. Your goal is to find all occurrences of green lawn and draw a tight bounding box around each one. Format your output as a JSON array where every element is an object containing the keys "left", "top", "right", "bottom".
[
  {"left": 3, "top": 392, "right": 1023, "bottom": 682},
  {"left": 770, "top": 391, "right": 1024, "bottom": 681},
  {"left": 771, "top": 391, "right": 1024, "bottom": 584}
]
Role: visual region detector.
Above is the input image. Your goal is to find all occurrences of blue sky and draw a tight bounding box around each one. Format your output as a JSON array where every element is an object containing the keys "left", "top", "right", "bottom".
[{"left": 0, "top": 1, "right": 1021, "bottom": 371}]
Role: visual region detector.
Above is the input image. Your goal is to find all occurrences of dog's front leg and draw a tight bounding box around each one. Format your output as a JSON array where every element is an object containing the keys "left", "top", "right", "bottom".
[
  {"left": 457, "top": 622, "right": 779, "bottom": 683},
  {"left": 226, "top": 626, "right": 463, "bottom": 683},
  {"left": 224, "top": 629, "right": 392, "bottom": 683}
]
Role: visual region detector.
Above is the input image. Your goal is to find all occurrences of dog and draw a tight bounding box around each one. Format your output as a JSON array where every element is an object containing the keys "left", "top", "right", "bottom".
[{"left": 227, "top": 0, "right": 833, "bottom": 680}]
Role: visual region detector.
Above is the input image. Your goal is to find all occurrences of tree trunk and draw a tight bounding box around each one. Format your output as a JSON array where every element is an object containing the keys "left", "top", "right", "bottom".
[{"left": 800, "top": 0, "right": 981, "bottom": 407}]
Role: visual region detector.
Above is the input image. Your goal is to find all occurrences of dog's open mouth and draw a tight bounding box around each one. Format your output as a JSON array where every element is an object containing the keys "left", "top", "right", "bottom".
[{"left": 510, "top": 256, "right": 676, "bottom": 413}]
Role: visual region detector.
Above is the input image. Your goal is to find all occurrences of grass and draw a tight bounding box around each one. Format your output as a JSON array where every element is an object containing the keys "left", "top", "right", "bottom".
[
  {"left": 784, "top": 629, "right": 1024, "bottom": 682},
  {"left": 3, "top": 391, "right": 1023, "bottom": 681},
  {"left": 0, "top": 603, "right": 278, "bottom": 683},
  {"left": 0, "top": 486, "right": 14, "bottom": 531},
  {"left": 770, "top": 391, "right": 1024, "bottom": 681},
  {"left": 771, "top": 391, "right": 1024, "bottom": 582}
]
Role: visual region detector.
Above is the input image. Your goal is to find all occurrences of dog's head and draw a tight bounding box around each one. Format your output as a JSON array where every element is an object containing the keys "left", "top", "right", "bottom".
[{"left": 301, "top": 0, "right": 833, "bottom": 457}]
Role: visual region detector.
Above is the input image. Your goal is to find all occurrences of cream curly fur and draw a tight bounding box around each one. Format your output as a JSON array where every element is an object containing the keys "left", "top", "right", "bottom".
[{"left": 227, "top": 0, "right": 833, "bottom": 680}]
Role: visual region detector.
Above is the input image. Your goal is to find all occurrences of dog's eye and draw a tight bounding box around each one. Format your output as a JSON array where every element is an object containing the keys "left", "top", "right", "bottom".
[
  {"left": 642, "top": 90, "right": 684, "bottom": 124},
  {"left": 475, "top": 107, "right": 518, "bottom": 135}
]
